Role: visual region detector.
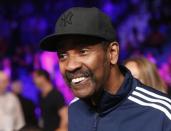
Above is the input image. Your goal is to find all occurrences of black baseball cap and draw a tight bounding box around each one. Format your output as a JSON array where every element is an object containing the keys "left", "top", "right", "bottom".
[{"left": 40, "top": 7, "right": 115, "bottom": 51}]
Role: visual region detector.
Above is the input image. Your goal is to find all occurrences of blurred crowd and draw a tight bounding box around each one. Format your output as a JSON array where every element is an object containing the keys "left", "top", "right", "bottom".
[{"left": 0, "top": 0, "right": 171, "bottom": 129}]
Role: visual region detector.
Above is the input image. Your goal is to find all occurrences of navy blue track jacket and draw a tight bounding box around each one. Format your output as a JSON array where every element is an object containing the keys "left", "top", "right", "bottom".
[{"left": 69, "top": 66, "right": 171, "bottom": 131}]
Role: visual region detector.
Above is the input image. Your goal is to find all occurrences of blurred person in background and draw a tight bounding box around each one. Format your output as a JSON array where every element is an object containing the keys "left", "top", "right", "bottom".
[
  {"left": 0, "top": 71, "right": 25, "bottom": 131},
  {"left": 32, "top": 69, "right": 68, "bottom": 131},
  {"left": 11, "top": 79, "right": 38, "bottom": 128},
  {"left": 124, "top": 56, "right": 167, "bottom": 93}
]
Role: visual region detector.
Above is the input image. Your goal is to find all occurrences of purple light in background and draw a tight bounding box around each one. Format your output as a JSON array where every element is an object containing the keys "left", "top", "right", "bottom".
[
  {"left": 19, "top": 1, "right": 35, "bottom": 16},
  {"left": 146, "top": 53, "right": 156, "bottom": 64},
  {"left": 2, "top": 58, "right": 11, "bottom": 78},
  {"left": 103, "top": 2, "right": 113, "bottom": 14},
  {"left": 40, "top": 51, "right": 57, "bottom": 74},
  {"left": 102, "top": 1, "right": 118, "bottom": 21},
  {"left": 40, "top": 51, "right": 74, "bottom": 104},
  {"left": 102, "top": 0, "right": 127, "bottom": 22}
]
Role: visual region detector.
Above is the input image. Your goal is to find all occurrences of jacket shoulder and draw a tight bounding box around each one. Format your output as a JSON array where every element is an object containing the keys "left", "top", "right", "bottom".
[{"left": 128, "top": 84, "right": 171, "bottom": 121}]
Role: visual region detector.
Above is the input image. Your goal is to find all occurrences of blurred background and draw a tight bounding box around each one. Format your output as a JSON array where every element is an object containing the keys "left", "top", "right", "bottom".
[{"left": 0, "top": 0, "right": 171, "bottom": 106}]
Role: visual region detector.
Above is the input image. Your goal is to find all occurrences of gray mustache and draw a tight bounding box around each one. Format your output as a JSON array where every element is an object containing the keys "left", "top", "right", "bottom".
[{"left": 65, "top": 69, "right": 91, "bottom": 81}]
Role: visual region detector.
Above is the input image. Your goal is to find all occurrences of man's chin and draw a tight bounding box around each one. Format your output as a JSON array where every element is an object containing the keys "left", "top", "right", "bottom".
[{"left": 72, "top": 89, "right": 94, "bottom": 99}]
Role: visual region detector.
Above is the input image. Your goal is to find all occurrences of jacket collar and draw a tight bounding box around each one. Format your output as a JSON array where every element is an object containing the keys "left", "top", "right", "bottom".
[{"left": 86, "top": 65, "right": 134, "bottom": 115}]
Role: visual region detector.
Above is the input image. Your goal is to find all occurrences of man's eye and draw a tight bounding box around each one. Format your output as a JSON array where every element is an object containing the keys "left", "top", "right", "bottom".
[
  {"left": 58, "top": 53, "right": 67, "bottom": 60},
  {"left": 80, "top": 49, "right": 89, "bottom": 55}
]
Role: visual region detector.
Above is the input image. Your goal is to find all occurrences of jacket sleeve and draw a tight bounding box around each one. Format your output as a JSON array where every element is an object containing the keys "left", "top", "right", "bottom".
[{"left": 163, "top": 114, "right": 171, "bottom": 131}]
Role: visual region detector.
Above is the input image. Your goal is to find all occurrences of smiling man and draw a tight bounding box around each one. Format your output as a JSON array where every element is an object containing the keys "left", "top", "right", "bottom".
[{"left": 40, "top": 7, "right": 171, "bottom": 131}]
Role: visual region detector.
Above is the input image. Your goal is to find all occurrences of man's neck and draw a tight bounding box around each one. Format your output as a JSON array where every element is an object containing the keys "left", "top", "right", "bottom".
[{"left": 105, "top": 65, "right": 124, "bottom": 95}]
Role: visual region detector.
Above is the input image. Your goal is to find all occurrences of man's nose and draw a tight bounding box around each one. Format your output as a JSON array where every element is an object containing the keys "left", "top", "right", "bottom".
[{"left": 66, "top": 57, "right": 82, "bottom": 72}]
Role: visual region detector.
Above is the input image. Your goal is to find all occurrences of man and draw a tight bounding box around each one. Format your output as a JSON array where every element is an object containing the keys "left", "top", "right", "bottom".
[
  {"left": 33, "top": 69, "right": 68, "bottom": 131},
  {"left": 39, "top": 7, "right": 171, "bottom": 131},
  {"left": 11, "top": 80, "right": 38, "bottom": 127},
  {"left": 0, "top": 71, "right": 25, "bottom": 131}
]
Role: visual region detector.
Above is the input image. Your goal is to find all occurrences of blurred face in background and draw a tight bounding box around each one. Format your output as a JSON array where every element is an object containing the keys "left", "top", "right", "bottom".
[
  {"left": 11, "top": 80, "right": 22, "bottom": 95},
  {"left": 32, "top": 73, "right": 44, "bottom": 89},
  {"left": 0, "top": 71, "right": 9, "bottom": 94}
]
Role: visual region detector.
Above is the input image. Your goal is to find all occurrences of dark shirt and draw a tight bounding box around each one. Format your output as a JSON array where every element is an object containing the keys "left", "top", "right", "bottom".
[
  {"left": 40, "top": 88, "right": 65, "bottom": 131},
  {"left": 17, "top": 94, "right": 38, "bottom": 127}
]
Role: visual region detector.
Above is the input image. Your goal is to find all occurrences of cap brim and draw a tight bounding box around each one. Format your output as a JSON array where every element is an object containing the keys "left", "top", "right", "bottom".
[
  {"left": 40, "top": 34, "right": 61, "bottom": 52},
  {"left": 40, "top": 33, "right": 107, "bottom": 52}
]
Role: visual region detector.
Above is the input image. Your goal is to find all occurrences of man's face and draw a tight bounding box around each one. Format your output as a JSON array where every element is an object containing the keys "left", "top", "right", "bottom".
[
  {"left": 11, "top": 81, "right": 22, "bottom": 94},
  {"left": 32, "top": 73, "right": 44, "bottom": 89},
  {"left": 58, "top": 38, "right": 111, "bottom": 99}
]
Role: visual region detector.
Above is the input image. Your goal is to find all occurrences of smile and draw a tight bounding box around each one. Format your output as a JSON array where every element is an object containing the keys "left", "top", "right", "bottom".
[{"left": 71, "top": 77, "right": 86, "bottom": 84}]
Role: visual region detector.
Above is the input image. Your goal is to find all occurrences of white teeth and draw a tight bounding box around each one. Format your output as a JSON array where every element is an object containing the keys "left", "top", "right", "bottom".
[{"left": 71, "top": 77, "right": 85, "bottom": 83}]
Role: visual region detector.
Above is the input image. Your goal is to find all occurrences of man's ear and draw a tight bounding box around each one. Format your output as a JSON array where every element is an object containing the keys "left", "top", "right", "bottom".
[{"left": 108, "top": 42, "right": 119, "bottom": 64}]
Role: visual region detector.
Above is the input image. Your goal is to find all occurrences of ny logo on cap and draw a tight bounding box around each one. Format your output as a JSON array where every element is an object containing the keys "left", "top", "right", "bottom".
[{"left": 60, "top": 11, "right": 73, "bottom": 27}]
